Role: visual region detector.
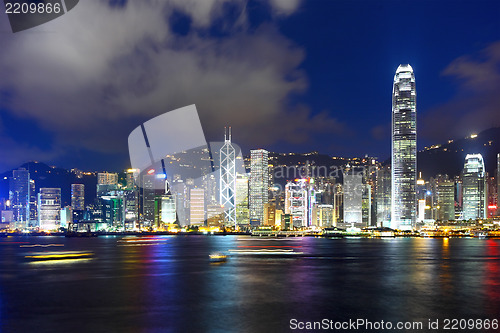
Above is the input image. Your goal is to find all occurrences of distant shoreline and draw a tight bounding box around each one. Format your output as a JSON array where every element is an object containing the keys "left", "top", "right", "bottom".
[{"left": 1, "top": 232, "right": 500, "bottom": 239}]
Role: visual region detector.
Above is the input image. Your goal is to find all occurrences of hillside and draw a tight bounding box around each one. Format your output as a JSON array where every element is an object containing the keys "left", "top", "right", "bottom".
[
  {"left": 0, "top": 161, "right": 97, "bottom": 207},
  {"left": 418, "top": 127, "right": 500, "bottom": 179}
]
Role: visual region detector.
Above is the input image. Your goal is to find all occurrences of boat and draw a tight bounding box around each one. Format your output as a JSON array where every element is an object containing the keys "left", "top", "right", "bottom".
[
  {"left": 25, "top": 251, "right": 94, "bottom": 262},
  {"left": 65, "top": 224, "right": 98, "bottom": 237},
  {"left": 209, "top": 253, "right": 228, "bottom": 263}
]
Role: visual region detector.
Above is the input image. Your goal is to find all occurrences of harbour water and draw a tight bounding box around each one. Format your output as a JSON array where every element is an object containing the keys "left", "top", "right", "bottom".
[{"left": 1, "top": 236, "right": 499, "bottom": 332}]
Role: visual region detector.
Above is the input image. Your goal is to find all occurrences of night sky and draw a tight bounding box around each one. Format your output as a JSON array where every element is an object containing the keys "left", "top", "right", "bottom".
[{"left": 0, "top": 0, "right": 499, "bottom": 172}]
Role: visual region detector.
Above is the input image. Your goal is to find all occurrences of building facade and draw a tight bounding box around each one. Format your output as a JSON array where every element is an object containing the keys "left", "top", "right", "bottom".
[
  {"left": 462, "top": 154, "right": 487, "bottom": 220},
  {"left": 38, "top": 188, "right": 61, "bottom": 230},
  {"left": 71, "top": 184, "right": 85, "bottom": 211},
  {"left": 376, "top": 165, "right": 391, "bottom": 227},
  {"left": 391, "top": 64, "right": 417, "bottom": 230},
  {"left": 9, "top": 168, "right": 30, "bottom": 229},
  {"left": 249, "top": 149, "right": 269, "bottom": 224},
  {"left": 190, "top": 188, "right": 205, "bottom": 225}
]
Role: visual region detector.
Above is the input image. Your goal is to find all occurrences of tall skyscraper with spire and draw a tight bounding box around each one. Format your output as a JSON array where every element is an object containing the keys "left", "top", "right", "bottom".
[
  {"left": 219, "top": 127, "right": 236, "bottom": 227},
  {"left": 391, "top": 64, "right": 417, "bottom": 230}
]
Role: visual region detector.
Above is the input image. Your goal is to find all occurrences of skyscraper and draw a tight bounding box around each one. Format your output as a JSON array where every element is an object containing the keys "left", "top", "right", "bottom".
[
  {"left": 38, "top": 188, "right": 61, "bottom": 230},
  {"left": 376, "top": 165, "right": 391, "bottom": 227},
  {"left": 9, "top": 168, "right": 30, "bottom": 229},
  {"left": 190, "top": 188, "right": 205, "bottom": 225},
  {"left": 437, "top": 179, "right": 455, "bottom": 221},
  {"left": 235, "top": 174, "right": 249, "bottom": 226},
  {"left": 285, "top": 180, "right": 308, "bottom": 228},
  {"left": 97, "top": 172, "right": 119, "bottom": 196},
  {"left": 343, "top": 171, "right": 363, "bottom": 225},
  {"left": 249, "top": 149, "right": 269, "bottom": 224},
  {"left": 497, "top": 153, "right": 500, "bottom": 216},
  {"left": 462, "top": 154, "right": 487, "bottom": 220},
  {"left": 391, "top": 64, "right": 417, "bottom": 230},
  {"left": 71, "top": 184, "right": 85, "bottom": 211},
  {"left": 29, "top": 179, "right": 37, "bottom": 227},
  {"left": 219, "top": 127, "right": 236, "bottom": 226},
  {"left": 141, "top": 174, "right": 156, "bottom": 226}
]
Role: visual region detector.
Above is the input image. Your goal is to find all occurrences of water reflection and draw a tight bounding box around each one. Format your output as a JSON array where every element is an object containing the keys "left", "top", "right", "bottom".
[
  {"left": 484, "top": 240, "right": 500, "bottom": 317},
  {"left": 0, "top": 236, "right": 499, "bottom": 332}
]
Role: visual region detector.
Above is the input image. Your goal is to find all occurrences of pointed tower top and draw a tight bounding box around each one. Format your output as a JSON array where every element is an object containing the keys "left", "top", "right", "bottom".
[{"left": 229, "top": 126, "right": 232, "bottom": 142}]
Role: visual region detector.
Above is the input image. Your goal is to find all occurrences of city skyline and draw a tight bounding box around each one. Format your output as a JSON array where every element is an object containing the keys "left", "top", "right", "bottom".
[{"left": 1, "top": 2, "right": 500, "bottom": 332}]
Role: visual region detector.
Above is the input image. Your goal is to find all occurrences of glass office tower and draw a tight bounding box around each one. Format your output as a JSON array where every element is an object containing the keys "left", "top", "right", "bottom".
[
  {"left": 249, "top": 149, "right": 269, "bottom": 224},
  {"left": 391, "top": 64, "right": 417, "bottom": 230},
  {"left": 462, "top": 154, "right": 486, "bottom": 220}
]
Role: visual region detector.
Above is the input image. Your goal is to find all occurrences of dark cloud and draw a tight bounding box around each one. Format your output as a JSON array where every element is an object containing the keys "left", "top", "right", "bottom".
[
  {"left": 421, "top": 41, "right": 500, "bottom": 142},
  {"left": 0, "top": 0, "right": 349, "bottom": 171}
]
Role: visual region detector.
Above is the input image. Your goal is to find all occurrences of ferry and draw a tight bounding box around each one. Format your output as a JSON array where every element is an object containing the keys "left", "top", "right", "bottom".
[
  {"left": 25, "top": 251, "right": 94, "bottom": 262},
  {"left": 209, "top": 253, "right": 228, "bottom": 263}
]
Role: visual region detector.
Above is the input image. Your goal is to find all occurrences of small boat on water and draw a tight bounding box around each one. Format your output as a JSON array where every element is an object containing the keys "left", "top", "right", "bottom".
[
  {"left": 25, "top": 251, "right": 94, "bottom": 262},
  {"left": 209, "top": 253, "right": 228, "bottom": 263}
]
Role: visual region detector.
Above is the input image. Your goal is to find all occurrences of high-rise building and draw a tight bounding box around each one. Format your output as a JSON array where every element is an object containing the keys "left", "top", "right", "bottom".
[
  {"left": 190, "top": 188, "right": 205, "bottom": 225},
  {"left": 126, "top": 169, "right": 139, "bottom": 189},
  {"left": 207, "top": 204, "right": 225, "bottom": 227},
  {"left": 285, "top": 180, "right": 308, "bottom": 228},
  {"left": 98, "top": 172, "right": 118, "bottom": 185},
  {"left": 416, "top": 175, "right": 426, "bottom": 223},
  {"left": 454, "top": 175, "right": 463, "bottom": 220},
  {"left": 172, "top": 180, "right": 189, "bottom": 226},
  {"left": 343, "top": 171, "right": 364, "bottom": 227},
  {"left": 317, "top": 204, "right": 334, "bottom": 227},
  {"left": 154, "top": 194, "right": 176, "bottom": 226},
  {"left": 249, "top": 149, "right": 269, "bottom": 224},
  {"left": 263, "top": 203, "right": 276, "bottom": 226},
  {"left": 334, "top": 183, "right": 343, "bottom": 224},
  {"left": 486, "top": 176, "right": 497, "bottom": 218},
  {"left": 29, "top": 179, "right": 37, "bottom": 227},
  {"left": 437, "top": 179, "right": 455, "bottom": 221},
  {"left": 9, "top": 168, "right": 30, "bottom": 229},
  {"left": 235, "top": 174, "right": 249, "bottom": 225},
  {"left": 71, "top": 184, "right": 85, "bottom": 211},
  {"left": 375, "top": 165, "right": 391, "bottom": 227},
  {"left": 38, "top": 188, "right": 61, "bottom": 230},
  {"left": 462, "top": 154, "right": 487, "bottom": 220},
  {"left": 141, "top": 174, "right": 156, "bottom": 226},
  {"left": 391, "top": 64, "right": 417, "bottom": 230},
  {"left": 219, "top": 127, "right": 236, "bottom": 226},
  {"left": 123, "top": 189, "right": 138, "bottom": 229},
  {"left": 60, "top": 206, "right": 73, "bottom": 228},
  {"left": 101, "top": 192, "right": 125, "bottom": 229},
  {"left": 97, "top": 172, "right": 119, "bottom": 196}
]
